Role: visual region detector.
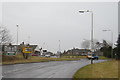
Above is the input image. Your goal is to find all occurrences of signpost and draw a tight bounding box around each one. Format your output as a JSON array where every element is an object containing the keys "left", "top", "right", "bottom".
[
  {"left": 22, "top": 46, "right": 33, "bottom": 59},
  {"left": 22, "top": 47, "right": 33, "bottom": 53}
]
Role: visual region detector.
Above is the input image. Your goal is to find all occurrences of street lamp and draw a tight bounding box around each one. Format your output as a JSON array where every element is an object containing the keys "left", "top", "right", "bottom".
[
  {"left": 102, "top": 29, "right": 113, "bottom": 58},
  {"left": 59, "top": 40, "right": 60, "bottom": 52},
  {"left": 79, "top": 10, "right": 94, "bottom": 52},
  {"left": 58, "top": 40, "right": 61, "bottom": 57},
  {"left": 82, "top": 39, "right": 87, "bottom": 55},
  {"left": 16, "top": 24, "right": 19, "bottom": 54},
  {"left": 28, "top": 36, "right": 30, "bottom": 44},
  {"left": 16, "top": 24, "right": 19, "bottom": 45},
  {"left": 79, "top": 10, "right": 94, "bottom": 64}
]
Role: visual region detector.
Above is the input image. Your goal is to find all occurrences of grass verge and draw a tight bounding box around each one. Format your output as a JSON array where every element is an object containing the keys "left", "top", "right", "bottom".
[
  {"left": 73, "top": 60, "right": 119, "bottom": 78},
  {"left": 99, "top": 56, "right": 110, "bottom": 59},
  {"left": 2, "top": 54, "right": 83, "bottom": 65}
]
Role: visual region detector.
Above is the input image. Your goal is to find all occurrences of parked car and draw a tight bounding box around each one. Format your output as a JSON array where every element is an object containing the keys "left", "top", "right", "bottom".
[
  {"left": 32, "top": 54, "right": 38, "bottom": 56},
  {"left": 81, "top": 53, "right": 87, "bottom": 56},
  {"left": 45, "top": 54, "right": 50, "bottom": 57},
  {"left": 86, "top": 53, "right": 99, "bottom": 60},
  {"left": 92, "top": 53, "right": 99, "bottom": 60}
]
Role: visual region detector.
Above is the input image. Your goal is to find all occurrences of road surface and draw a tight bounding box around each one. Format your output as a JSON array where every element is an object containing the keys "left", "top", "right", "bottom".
[{"left": 2, "top": 59, "right": 107, "bottom": 78}]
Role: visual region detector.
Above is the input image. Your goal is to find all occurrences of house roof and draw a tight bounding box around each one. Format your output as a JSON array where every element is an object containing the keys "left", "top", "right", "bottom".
[
  {"left": 3, "top": 44, "right": 38, "bottom": 50},
  {"left": 66, "top": 48, "right": 91, "bottom": 53}
]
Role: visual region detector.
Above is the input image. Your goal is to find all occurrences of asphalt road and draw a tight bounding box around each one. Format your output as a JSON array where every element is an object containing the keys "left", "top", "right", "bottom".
[{"left": 2, "top": 59, "right": 107, "bottom": 78}]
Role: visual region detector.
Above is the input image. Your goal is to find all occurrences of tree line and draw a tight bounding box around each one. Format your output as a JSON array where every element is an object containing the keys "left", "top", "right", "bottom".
[{"left": 81, "top": 35, "right": 120, "bottom": 59}]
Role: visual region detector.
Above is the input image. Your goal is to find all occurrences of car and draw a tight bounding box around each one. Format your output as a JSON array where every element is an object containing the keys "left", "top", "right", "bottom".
[
  {"left": 45, "top": 54, "right": 50, "bottom": 57},
  {"left": 86, "top": 53, "right": 99, "bottom": 60},
  {"left": 86, "top": 53, "right": 92, "bottom": 60},
  {"left": 81, "top": 53, "right": 87, "bottom": 56},
  {"left": 32, "top": 54, "right": 38, "bottom": 56},
  {"left": 92, "top": 53, "right": 99, "bottom": 60}
]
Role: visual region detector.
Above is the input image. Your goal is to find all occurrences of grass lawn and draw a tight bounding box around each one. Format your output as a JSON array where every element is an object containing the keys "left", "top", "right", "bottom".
[
  {"left": 99, "top": 56, "right": 110, "bottom": 59},
  {"left": 73, "top": 60, "right": 119, "bottom": 78},
  {"left": 2, "top": 53, "right": 83, "bottom": 65}
]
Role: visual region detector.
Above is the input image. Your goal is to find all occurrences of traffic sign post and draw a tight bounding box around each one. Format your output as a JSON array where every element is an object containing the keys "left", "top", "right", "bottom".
[
  {"left": 91, "top": 59, "right": 93, "bottom": 64},
  {"left": 22, "top": 46, "right": 33, "bottom": 59}
]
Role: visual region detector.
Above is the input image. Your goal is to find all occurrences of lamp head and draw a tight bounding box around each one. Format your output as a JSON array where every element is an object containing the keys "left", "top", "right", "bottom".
[{"left": 79, "top": 11, "right": 85, "bottom": 13}]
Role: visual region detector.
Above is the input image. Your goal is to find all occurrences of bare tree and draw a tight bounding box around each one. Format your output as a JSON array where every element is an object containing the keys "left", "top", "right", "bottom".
[
  {"left": 102, "top": 40, "right": 111, "bottom": 47},
  {"left": 94, "top": 42, "right": 104, "bottom": 51},
  {"left": 0, "top": 26, "right": 12, "bottom": 45}
]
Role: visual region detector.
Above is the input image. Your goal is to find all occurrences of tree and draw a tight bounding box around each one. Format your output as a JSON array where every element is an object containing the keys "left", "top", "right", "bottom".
[
  {"left": 100, "top": 40, "right": 112, "bottom": 58},
  {"left": 0, "top": 26, "right": 12, "bottom": 45},
  {"left": 0, "top": 26, "right": 12, "bottom": 54},
  {"left": 95, "top": 42, "right": 103, "bottom": 50},
  {"left": 116, "top": 34, "right": 120, "bottom": 59}
]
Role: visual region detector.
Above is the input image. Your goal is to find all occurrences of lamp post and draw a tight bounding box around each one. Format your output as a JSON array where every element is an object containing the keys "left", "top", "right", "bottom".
[
  {"left": 82, "top": 39, "right": 86, "bottom": 56},
  {"left": 79, "top": 10, "right": 94, "bottom": 52},
  {"left": 16, "top": 25, "right": 19, "bottom": 46},
  {"left": 16, "top": 24, "right": 19, "bottom": 54},
  {"left": 58, "top": 40, "right": 61, "bottom": 57},
  {"left": 102, "top": 29, "right": 113, "bottom": 58},
  {"left": 28, "top": 36, "right": 30, "bottom": 44},
  {"left": 79, "top": 10, "right": 94, "bottom": 64}
]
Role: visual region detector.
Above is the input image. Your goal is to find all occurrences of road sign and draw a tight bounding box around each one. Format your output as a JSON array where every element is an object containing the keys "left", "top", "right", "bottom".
[
  {"left": 22, "top": 47, "right": 33, "bottom": 53},
  {"left": 4, "top": 52, "right": 16, "bottom": 56},
  {"left": 2, "top": 45, "right": 17, "bottom": 56}
]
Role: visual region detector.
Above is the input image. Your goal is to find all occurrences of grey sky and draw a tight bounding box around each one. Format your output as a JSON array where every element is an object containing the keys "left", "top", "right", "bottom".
[{"left": 2, "top": 2, "right": 118, "bottom": 53}]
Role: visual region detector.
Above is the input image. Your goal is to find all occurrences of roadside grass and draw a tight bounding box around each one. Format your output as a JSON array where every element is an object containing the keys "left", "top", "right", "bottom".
[
  {"left": 2, "top": 53, "right": 83, "bottom": 65},
  {"left": 73, "top": 60, "right": 119, "bottom": 79},
  {"left": 2, "top": 53, "right": 110, "bottom": 65},
  {"left": 99, "top": 56, "right": 110, "bottom": 59}
]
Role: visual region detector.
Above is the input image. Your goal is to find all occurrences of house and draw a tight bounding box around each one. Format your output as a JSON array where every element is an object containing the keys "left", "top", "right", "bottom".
[{"left": 64, "top": 48, "right": 91, "bottom": 56}]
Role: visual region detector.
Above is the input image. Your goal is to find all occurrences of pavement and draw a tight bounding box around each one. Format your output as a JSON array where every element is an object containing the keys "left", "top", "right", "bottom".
[{"left": 2, "top": 59, "right": 107, "bottom": 78}]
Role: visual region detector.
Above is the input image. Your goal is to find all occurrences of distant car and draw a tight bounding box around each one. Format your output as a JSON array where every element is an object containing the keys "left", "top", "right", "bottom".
[
  {"left": 32, "top": 54, "right": 38, "bottom": 56},
  {"left": 81, "top": 53, "right": 87, "bottom": 56},
  {"left": 86, "top": 53, "right": 92, "bottom": 60},
  {"left": 45, "top": 54, "right": 50, "bottom": 57},
  {"left": 50, "top": 56, "right": 58, "bottom": 58},
  {"left": 86, "top": 53, "right": 99, "bottom": 60},
  {"left": 92, "top": 53, "right": 99, "bottom": 60}
]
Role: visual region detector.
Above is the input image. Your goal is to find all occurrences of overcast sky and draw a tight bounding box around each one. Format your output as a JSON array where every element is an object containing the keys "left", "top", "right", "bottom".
[{"left": 2, "top": 2, "right": 118, "bottom": 53}]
